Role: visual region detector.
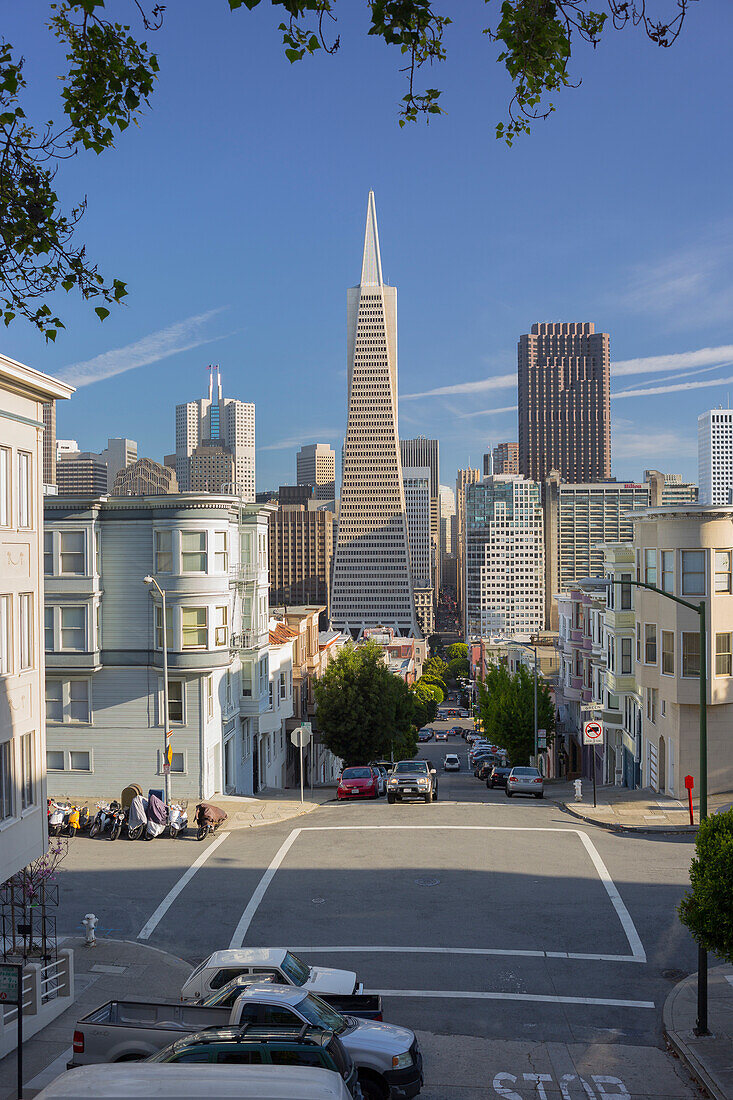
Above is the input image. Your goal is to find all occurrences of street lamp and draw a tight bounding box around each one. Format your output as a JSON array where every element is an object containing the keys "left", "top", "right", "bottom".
[
  {"left": 506, "top": 639, "right": 538, "bottom": 765},
  {"left": 144, "top": 575, "right": 171, "bottom": 805},
  {"left": 589, "top": 575, "right": 708, "bottom": 1035}
]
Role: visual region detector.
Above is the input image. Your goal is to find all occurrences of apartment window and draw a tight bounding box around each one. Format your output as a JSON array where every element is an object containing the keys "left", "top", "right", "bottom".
[
  {"left": 620, "top": 573, "right": 632, "bottom": 609},
  {"left": 636, "top": 622, "right": 641, "bottom": 662},
  {"left": 181, "top": 531, "right": 206, "bottom": 572},
  {"left": 0, "top": 741, "right": 12, "bottom": 820},
  {"left": 18, "top": 452, "right": 31, "bottom": 528},
  {"left": 279, "top": 672, "right": 286, "bottom": 699},
  {"left": 644, "top": 548, "right": 657, "bottom": 586},
  {"left": 70, "top": 750, "right": 91, "bottom": 771},
  {"left": 207, "top": 674, "right": 214, "bottom": 719},
  {"left": 268, "top": 680, "right": 273, "bottom": 708},
  {"left": 621, "top": 637, "right": 633, "bottom": 674},
  {"left": 95, "top": 529, "right": 101, "bottom": 575},
  {"left": 661, "top": 551, "right": 674, "bottom": 594},
  {"left": 47, "top": 751, "right": 64, "bottom": 772},
  {"left": 645, "top": 624, "right": 657, "bottom": 664},
  {"left": 155, "top": 530, "right": 172, "bottom": 573},
  {"left": 60, "top": 606, "right": 85, "bottom": 651},
  {"left": 19, "top": 593, "right": 33, "bottom": 669},
  {"left": 168, "top": 679, "right": 184, "bottom": 724},
  {"left": 44, "top": 532, "right": 53, "bottom": 575},
  {"left": 716, "top": 632, "right": 732, "bottom": 676},
  {"left": 214, "top": 531, "right": 228, "bottom": 573},
  {"left": 714, "top": 551, "right": 732, "bottom": 594},
  {"left": 20, "top": 731, "right": 35, "bottom": 810},
  {"left": 0, "top": 595, "right": 11, "bottom": 674},
  {"left": 682, "top": 632, "right": 701, "bottom": 677},
  {"left": 44, "top": 606, "right": 55, "bottom": 652},
  {"left": 155, "top": 604, "right": 173, "bottom": 650},
  {"left": 662, "top": 631, "right": 675, "bottom": 675},
  {"left": 170, "top": 752, "right": 185, "bottom": 773},
  {"left": 661, "top": 699, "right": 667, "bottom": 717},
  {"left": 681, "top": 550, "right": 706, "bottom": 596},
  {"left": 646, "top": 687, "right": 657, "bottom": 724},
  {"left": 69, "top": 680, "right": 90, "bottom": 722},
  {"left": 0, "top": 446, "right": 8, "bottom": 526},
  {"left": 182, "top": 607, "right": 207, "bottom": 648},
  {"left": 214, "top": 606, "right": 228, "bottom": 647},
  {"left": 46, "top": 681, "right": 63, "bottom": 722},
  {"left": 60, "top": 531, "right": 85, "bottom": 575}
]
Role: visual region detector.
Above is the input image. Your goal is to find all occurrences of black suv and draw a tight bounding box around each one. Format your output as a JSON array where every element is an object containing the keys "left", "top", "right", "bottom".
[{"left": 148, "top": 1025, "right": 361, "bottom": 1098}]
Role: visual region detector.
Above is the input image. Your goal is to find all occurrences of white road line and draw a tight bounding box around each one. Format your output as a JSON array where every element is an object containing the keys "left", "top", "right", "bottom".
[
  {"left": 575, "top": 831, "right": 646, "bottom": 962},
  {"left": 229, "top": 829, "right": 302, "bottom": 948},
  {"left": 363, "top": 988, "right": 656, "bottom": 1009},
  {"left": 290, "top": 946, "right": 642, "bottom": 963},
  {"left": 25, "top": 1047, "right": 73, "bottom": 1090},
  {"left": 137, "top": 831, "right": 230, "bottom": 941}
]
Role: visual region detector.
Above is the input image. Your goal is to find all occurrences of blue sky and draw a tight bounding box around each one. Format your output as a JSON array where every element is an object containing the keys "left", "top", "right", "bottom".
[{"left": 6, "top": 1, "right": 733, "bottom": 489}]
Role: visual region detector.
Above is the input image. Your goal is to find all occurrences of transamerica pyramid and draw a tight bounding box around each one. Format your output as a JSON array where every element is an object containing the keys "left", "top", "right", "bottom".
[{"left": 330, "top": 192, "right": 418, "bottom": 638}]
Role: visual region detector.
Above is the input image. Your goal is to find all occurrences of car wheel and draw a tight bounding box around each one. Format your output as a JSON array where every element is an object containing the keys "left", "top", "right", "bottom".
[
  {"left": 535, "top": 792, "right": 544, "bottom": 799},
  {"left": 423, "top": 793, "right": 431, "bottom": 803},
  {"left": 387, "top": 794, "right": 395, "bottom": 804},
  {"left": 506, "top": 789, "right": 512, "bottom": 798},
  {"left": 432, "top": 788, "right": 438, "bottom": 801},
  {"left": 357, "top": 1070, "right": 388, "bottom": 1100}
]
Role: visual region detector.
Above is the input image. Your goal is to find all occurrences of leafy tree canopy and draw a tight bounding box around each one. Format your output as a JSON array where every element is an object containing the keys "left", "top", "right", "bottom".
[
  {"left": 678, "top": 811, "right": 733, "bottom": 964},
  {"left": 446, "top": 643, "right": 468, "bottom": 662},
  {"left": 477, "top": 662, "right": 554, "bottom": 765},
  {"left": 448, "top": 656, "right": 470, "bottom": 679}
]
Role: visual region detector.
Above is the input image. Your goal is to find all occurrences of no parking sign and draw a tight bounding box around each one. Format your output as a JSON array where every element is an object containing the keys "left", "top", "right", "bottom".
[{"left": 583, "top": 720, "right": 604, "bottom": 745}]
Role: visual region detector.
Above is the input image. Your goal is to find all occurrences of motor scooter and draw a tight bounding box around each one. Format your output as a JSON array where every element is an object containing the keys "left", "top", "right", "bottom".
[
  {"left": 89, "top": 800, "right": 120, "bottom": 838},
  {"left": 109, "top": 802, "right": 126, "bottom": 840},
  {"left": 167, "top": 801, "right": 188, "bottom": 838},
  {"left": 47, "top": 799, "right": 66, "bottom": 837}
]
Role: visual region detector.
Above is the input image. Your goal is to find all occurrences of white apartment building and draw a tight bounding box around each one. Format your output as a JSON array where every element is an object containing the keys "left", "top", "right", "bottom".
[
  {"left": 175, "top": 369, "right": 255, "bottom": 500},
  {"left": 296, "top": 443, "right": 336, "bottom": 501},
  {"left": 44, "top": 494, "right": 274, "bottom": 799},
  {"left": 698, "top": 408, "right": 733, "bottom": 505},
  {"left": 257, "top": 622, "right": 294, "bottom": 790},
  {"left": 0, "top": 353, "right": 73, "bottom": 885},
  {"left": 331, "top": 192, "right": 417, "bottom": 637},
  {"left": 465, "top": 475, "right": 544, "bottom": 640},
  {"left": 402, "top": 466, "right": 434, "bottom": 636}
]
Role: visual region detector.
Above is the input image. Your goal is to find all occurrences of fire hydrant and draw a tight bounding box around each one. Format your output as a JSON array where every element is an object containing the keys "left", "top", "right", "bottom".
[
  {"left": 574, "top": 779, "right": 583, "bottom": 802},
  {"left": 83, "top": 913, "right": 97, "bottom": 948}
]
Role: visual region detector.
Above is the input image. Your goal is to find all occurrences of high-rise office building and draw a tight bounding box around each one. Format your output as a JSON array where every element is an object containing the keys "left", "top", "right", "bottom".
[
  {"left": 56, "top": 450, "right": 109, "bottom": 495},
  {"left": 644, "top": 470, "right": 698, "bottom": 506},
  {"left": 101, "top": 437, "right": 137, "bottom": 492},
  {"left": 439, "top": 484, "right": 455, "bottom": 555},
  {"left": 543, "top": 473, "right": 650, "bottom": 629},
  {"left": 698, "top": 409, "right": 733, "bottom": 505},
  {"left": 402, "top": 467, "right": 434, "bottom": 636},
  {"left": 175, "top": 368, "right": 255, "bottom": 499},
  {"left": 42, "top": 402, "right": 56, "bottom": 487},
  {"left": 491, "top": 441, "right": 519, "bottom": 477},
  {"left": 269, "top": 504, "right": 335, "bottom": 614},
  {"left": 400, "top": 437, "right": 439, "bottom": 594},
  {"left": 465, "top": 476, "right": 544, "bottom": 639},
  {"left": 518, "top": 321, "right": 611, "bottom": 483},
  {"left": 455, "top": 467, "right": 481, "bottom": 632},
  {"left": 188, "top": 444, "right": 235, "bottom": 493},
  {"left": 330, "top": 192, "right": 417, "bottom": 637},
  {"left": 112, "top": 457, "right": 178, "bottom": 495},
  {"left": 296, "top": 443, "right": 336, "bottom": 500}
]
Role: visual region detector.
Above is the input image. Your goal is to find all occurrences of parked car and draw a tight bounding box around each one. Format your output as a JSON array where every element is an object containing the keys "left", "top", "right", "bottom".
[
  {"left": 201, "top": 976, "right": 381, "bottom": 1020},
  {"left": 417, "top": 729, "right": 433, "bottom": 743},
  {"left": 443, "top": 754, "right": 460, "bottom": 772},
  {"left": 387, "top": 760, "right": 438, "bottom": 803},
  {"left": 148, "top": 1028, "right": 363, "bottom": 1100},
  {"left": 180, "top": 950, "right": 363, "bottom": 1002},
  {"left": 487, "top": 766, "right": 512, "bottom": 790},
  {"left": 337, "top": 767, "right": 380, "bottom": 801},
  {"left": 505, "top": 767, "right": 544, "bottom": 799},
  {"left": 475, "top": 758, "right": 498, "bottom": 780},
  {"left": 435, "top": 732, "right": 447, "bottom": 742},
  {"left": 449, "top": 726, "right": 462, "bottom": 736},
  {"left": 370, "top": 765, "right": 388, "bottom": 796}
]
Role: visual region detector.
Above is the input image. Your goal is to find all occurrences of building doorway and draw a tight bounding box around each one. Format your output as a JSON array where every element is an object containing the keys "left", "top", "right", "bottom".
[
  {"left": 658, "top": 737, "right": 666, "bottom": 793},
  {"left": 224, "top": 737, "right": 234, "bottom": 793},
  {"left": 647, "top": 740, "right": 658, "bottom": 790}
]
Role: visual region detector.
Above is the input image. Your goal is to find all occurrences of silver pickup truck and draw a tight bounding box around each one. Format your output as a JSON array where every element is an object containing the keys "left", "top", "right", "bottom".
[{"left": 70, "top": 985, "right": 422, "bottom": 1100}]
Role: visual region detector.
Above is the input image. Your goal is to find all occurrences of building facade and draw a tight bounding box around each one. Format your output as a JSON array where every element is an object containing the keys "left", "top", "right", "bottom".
[
  {"left": 175, "top": 368, "right": 255, "bottom": 500},
  {"left": 269, "top": 504, "right": 335, "bottom": 614},
  {"left": 455, "top": 467, "right": 480, "bottom": 633},
  {"left": 101, "top": 438, "right": 137, "bottom": 492},
  {"left": 112, "top": 457, "right": 178, "bottom": 496},
  {"left": 296, "top": 443, "right": 336, "bottom": 501},
  {"left": 518, "top": 321, "right": 611, "bottom": 483},
  {"left": 402, "top": 466, "right": 434, "bottom": 636},
  {"left": 330, "top": 192, "right": 417, "bottom": 637},
  {"left": 697, "top": 409, "right": 733, "bottom": 505},
  {"left": 492, "top": 442, "right": 519, "bottom": 477},
  {"left": 400, "top": 437, "right": 439, "bottom": 594},
  {"left": 0, "top": 353, "right": 73, "bottom": 885},
  {"left": 42, "top": 403, "right": 56, "bottom": 488},
  {"left": 465, "top": 476, "right": 545, "bottom": 640},
  {"left": 644, "top": 470, "right": 698, "bottom": 507},
  {"left": 189, "top": 443, "right": 236, "bottom": 494},
  {"left": 56, "top": 451, "right": 108, "bottom": 496}
]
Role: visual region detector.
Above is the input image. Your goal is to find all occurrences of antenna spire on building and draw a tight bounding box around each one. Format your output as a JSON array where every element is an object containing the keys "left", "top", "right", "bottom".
[{"left": 360, "top": 190, "right": 383, "bottom": 288}]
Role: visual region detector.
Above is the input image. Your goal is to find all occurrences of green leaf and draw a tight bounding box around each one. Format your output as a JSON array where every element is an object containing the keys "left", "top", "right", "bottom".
[{"left": 94, "top": 306, "right": 110, "bottom": 321}]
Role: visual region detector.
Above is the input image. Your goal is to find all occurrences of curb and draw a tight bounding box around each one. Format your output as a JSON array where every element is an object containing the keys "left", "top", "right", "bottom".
[
  {"left": 552, "top": 798, "right": 699, "bottom": 836},
  {"left": 663, "top": 975, "right": 728, "bottom": 1100},
  {"left": 220, "top": 797, "right": 327, "bottom": 832}
]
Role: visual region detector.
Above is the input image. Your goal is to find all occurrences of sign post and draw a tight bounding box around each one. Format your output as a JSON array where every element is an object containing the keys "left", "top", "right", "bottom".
[
  {"left": 0, "top": 963, "right": 23, "bottom": 1099},
  {"left": 290, "top": 724, "right": 312, "bottom": 803},
  {"left": 583, "top": 720, "right": 604, "bottom": 808},
  {"left": 685, "top": 774, "right": 695, "bottom": 825}
]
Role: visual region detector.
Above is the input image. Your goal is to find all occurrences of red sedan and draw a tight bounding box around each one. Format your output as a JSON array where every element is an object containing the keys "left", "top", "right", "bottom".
[{"left": 337, "top": 766, "right": 380, "bottom": 800}]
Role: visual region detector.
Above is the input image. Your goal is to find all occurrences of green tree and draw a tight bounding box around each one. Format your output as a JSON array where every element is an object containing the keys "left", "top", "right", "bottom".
[
  {"left": 314, "top": 641, "right": 396, "bottom": 765},
  {"left": 413, "top": 678, "right": 443, "bottom": 708},
  {"left": 422, "top": 655, "right": 449, "bottom": 684},
  {"left": 478, "top": 663, "right": 554, "bottom": 765},
  {"left": 446, "top": 643, "right": 468, "bottom": 662},
  {"left": 427, "top": 633, "right": 443, "bottom": 658},
  {"left": 678, "top": 811, "right": 733, "bottom": 964},
  {"left": 448, "top": 657, "right": 470, "bottom": 679},
  {"left": 388, "top": 676, "right": 420, "bottom": 761}
]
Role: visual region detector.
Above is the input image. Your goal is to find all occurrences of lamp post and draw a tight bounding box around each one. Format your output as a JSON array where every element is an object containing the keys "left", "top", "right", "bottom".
[
  {"left": 594, "top": 575, "right": 708, "bottom": 1034},
  {"left": 507, "top": 640, "right": 538, "bottom": 764},
  {"left": 144, "top": 575, "right": 171, "bottom": 805}
]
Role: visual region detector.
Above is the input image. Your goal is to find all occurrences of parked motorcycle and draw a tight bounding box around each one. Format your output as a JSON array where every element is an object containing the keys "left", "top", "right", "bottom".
[
  {"left": 109, "top": 802, "right": 126, "bottom": 840},
  {"left": 127, "top": 794, "right": 148, "bottom": 840},
  {"left": 145, "top": 793, "right": 167, "bottom": 840},
  {"left": 167, "top": 801, "right": 188, "bottom": 838},
  {"left": 194, "top": 802, "right": 228, "bottom": 841},
  {"left": 47, "top": 799, "right": 67, "bottom": 837},
  {"left": 89, "top": 800, "right": 120, "bottom": 838}
]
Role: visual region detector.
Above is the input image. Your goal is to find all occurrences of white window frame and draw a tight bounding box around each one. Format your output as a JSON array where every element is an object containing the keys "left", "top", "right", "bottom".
[
  {"left": 181, "top": 606, "right": 207, "bottom": 649},
  {"left": 0, "top": 595, "right": 11, "bottom": 675},
  {"left": 69, "top": 749, "right": 92, "bottom": 772},
  {"left": 17, "top": 451, "right": 32, "bottom": 529},
  {"left": 60, "top": 605, "right": 87, "bottom": 652},
  {"left": 155, "top": 604, "right": 173, "bottom": 651},
  {"left": 181, "top": 530, "right": 207, "bottom": 573},
  {"left": 20, "top": 731, "right": 35, "bottom": 811},
  {"left": 214, "top": 605, "right": 228, "bottom": 647},
  {"left": 19, "top": 593, "right": 33, "bottom": 670},
  {"left": 0, "top": 446, "right": 9, "bottom": 528},
  {"left": 681, "top": 550, "right": 706, "bottom": 597},
  {"left": 157, "top": 748, "right": 187, "bottom": 775},
  {"left": 0, "top": 739, "right": 13, "bottom": 821},
  {"left": 154, "top": 529, "right": 173, "bottom": 574},
  {"left": 59, "top": 530, "right": 86, "bottom": 576},
  {"left": 214, "top": 531, "right": 228, "bottom": 573},
  {"left": 161, "top": 677, "right": 185, "bottom": 725}
]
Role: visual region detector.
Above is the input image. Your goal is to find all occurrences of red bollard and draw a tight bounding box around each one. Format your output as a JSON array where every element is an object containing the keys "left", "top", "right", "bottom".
[{"left": 684, "top": 774, "right": 695, "bottom": 825}]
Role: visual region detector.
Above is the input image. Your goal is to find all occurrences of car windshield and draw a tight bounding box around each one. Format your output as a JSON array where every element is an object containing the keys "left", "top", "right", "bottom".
[
  {"left": 342, "top": 767, "right": 371, "bottom": 779},
  {"left": 446, "top": 755, "right": 458, "bottom": 762},
  {"left": 394, "top": 761, "right": 428, "bottom": 774},
  {"left": 513, "top": 767, "right": 540, "bottom": 777},
  {"left": 296, "top": 993, "right": 347, "bottom": 1033},
  {"left": 281, "top": 952, "right": 310, "bottom": 986}
]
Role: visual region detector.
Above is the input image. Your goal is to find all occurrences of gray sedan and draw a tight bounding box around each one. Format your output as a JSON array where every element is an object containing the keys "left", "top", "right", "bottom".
[{"left": 505, "top": 766, "right": 544, "bottom": 798}]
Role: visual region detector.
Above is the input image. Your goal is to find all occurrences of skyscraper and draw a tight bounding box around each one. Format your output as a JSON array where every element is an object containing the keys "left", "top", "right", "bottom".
[
  {"left": 330, "top": 192, "right": 417, "bottom": 637},
  {"left": 402, "top": 466, "right": 434, "bottom": 636},
  {"left": 101, "top": 437, "right": 137, "bottom": 491},
  {"left": 400, "top": 437, "right": 439, "bottom": 593},
  {"left": 698, "top": 409, "right": 733, "bottom": 505},
  {"left": 175, "top": 368, "right": 255, "bottom": 499},
  {"left": 455, "top": 467, "right": 480, "bottom": 633},
  {"left": 296, "top": 443, "right": 336, "bottom": 500},
  {"left": 42, "top": 402, "right": 56, "bottom": 487},
  {"left": 491, "top": 441, "right": 519, "bottom": 477},
  {"left": 518, "top": 322, "right": 610, "bottom": 483}
]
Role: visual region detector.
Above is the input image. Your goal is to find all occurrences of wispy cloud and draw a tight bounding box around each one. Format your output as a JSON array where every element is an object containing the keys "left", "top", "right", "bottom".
[
  {"left": 612, "top": 424, "right": 697, "bottom": 460},
  {"left": 401, "top": 373, "right": 516, "bottom": 400},
  {"left": 613, "top": 373, "right": 733, "bottom": 400},
  {"left": 613, "top": 344, "right": 733, "bottom": 377},
  {"left": 57, "top": 309, "right": 228, "bottom": 388},
  {"left": 260, "top": 429, "right": 342, "bottom": 451},
  {"left": 452, "top": 404, "right": 519, "bottom": 420}
]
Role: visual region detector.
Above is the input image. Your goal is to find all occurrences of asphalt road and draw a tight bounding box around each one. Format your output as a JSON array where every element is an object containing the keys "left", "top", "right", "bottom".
[{"left": 53, "top": 714, "right": 702, "bottom": 1097}]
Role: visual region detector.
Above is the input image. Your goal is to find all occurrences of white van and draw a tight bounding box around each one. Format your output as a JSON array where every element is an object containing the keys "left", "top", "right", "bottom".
[{"left": 36, "top": 1062, "right": 353, "bottom": 1099}]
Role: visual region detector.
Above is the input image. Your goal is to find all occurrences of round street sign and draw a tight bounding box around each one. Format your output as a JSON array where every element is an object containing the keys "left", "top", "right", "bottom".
[{"left": 583, "top": 720, "right": 604, "bottom": 745}]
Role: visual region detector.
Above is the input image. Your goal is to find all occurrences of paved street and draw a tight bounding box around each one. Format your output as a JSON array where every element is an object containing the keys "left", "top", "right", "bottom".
[{"left": 49, "top": 716, "right": 703, "bottom": 1097}]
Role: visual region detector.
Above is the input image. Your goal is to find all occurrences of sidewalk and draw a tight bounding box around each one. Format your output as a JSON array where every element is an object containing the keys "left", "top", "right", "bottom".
[
  {"left": 0, "top": 936, "right": 193, "bottom": 1100},
  {"left": 548, "top": 780, "right": 733, "bottom": 833},
  {"left": 207, "top": 785, "right": 335, "bottom": 831},
  {"left": 664, "top": 963, "right": 733, "bottom": 1100}
]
